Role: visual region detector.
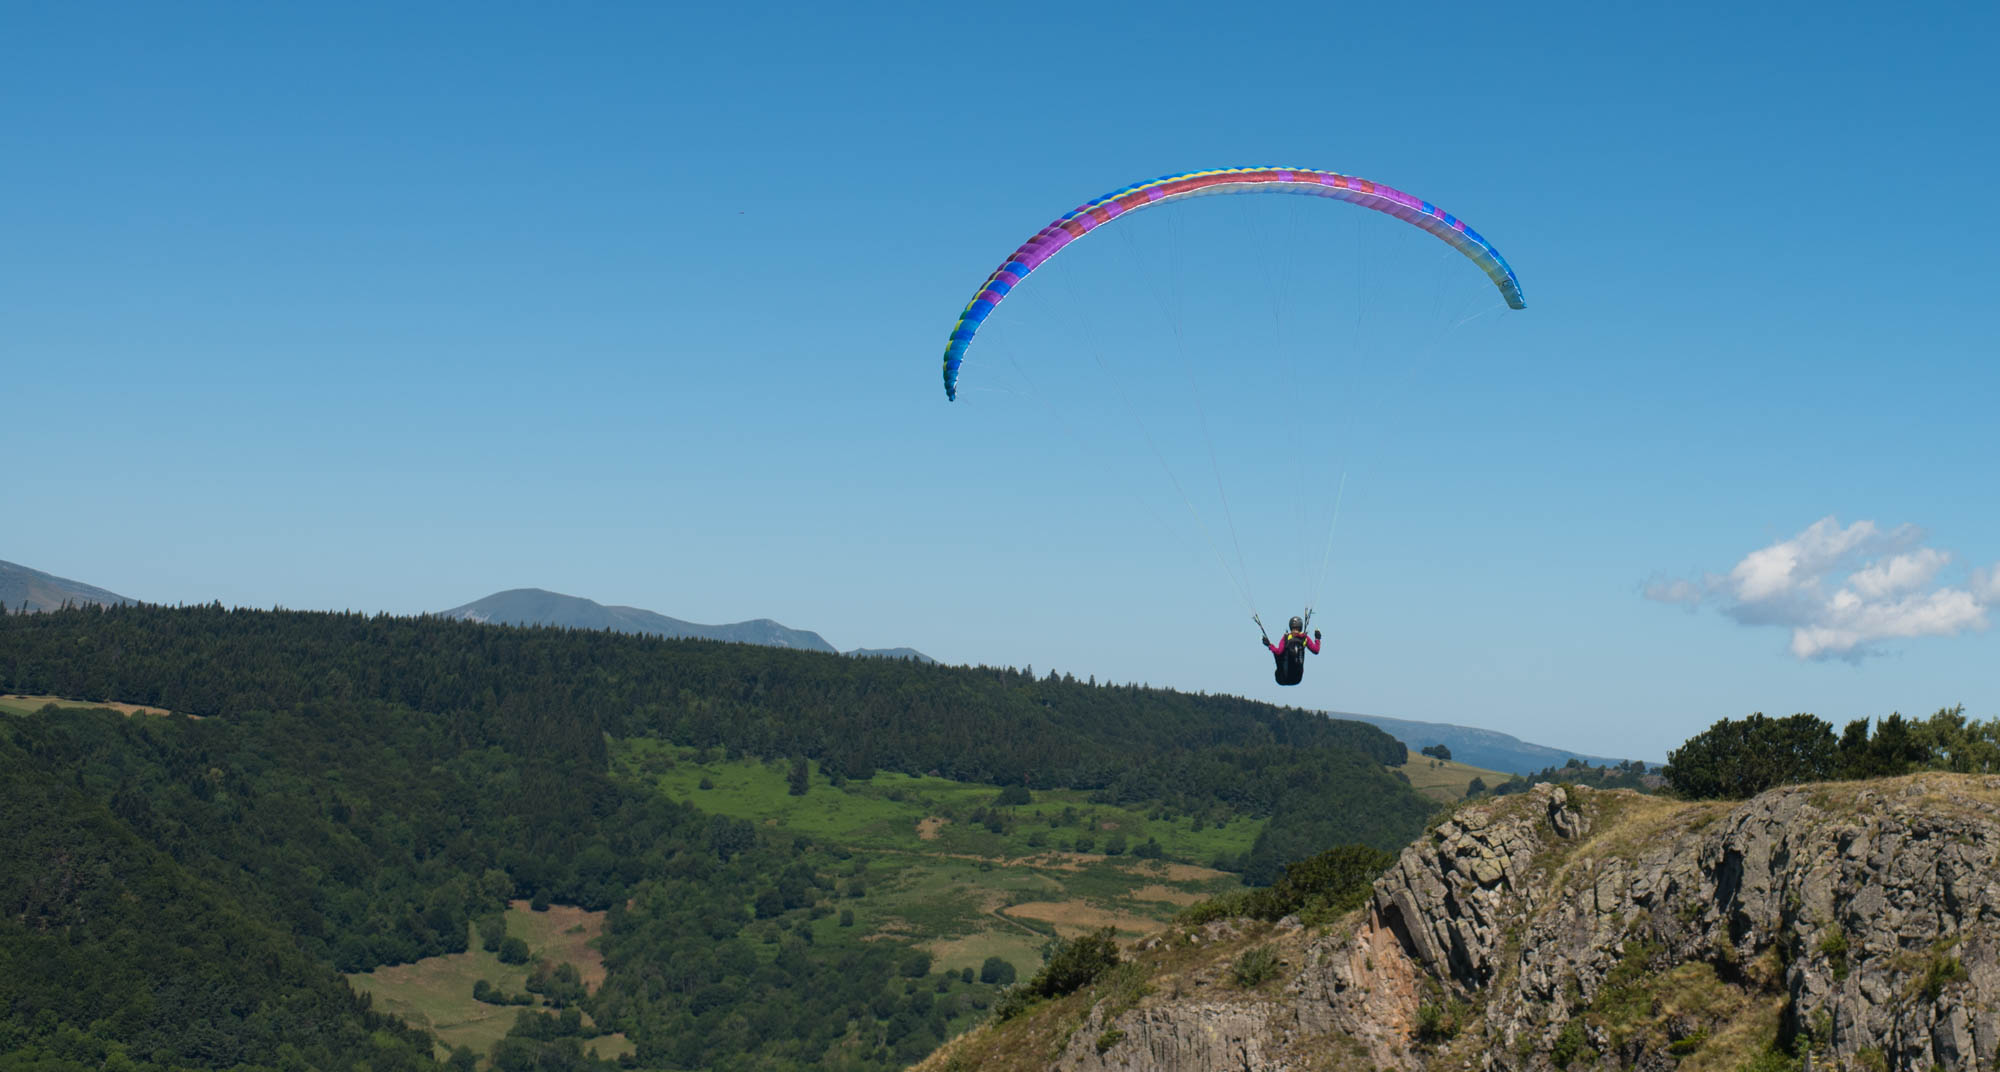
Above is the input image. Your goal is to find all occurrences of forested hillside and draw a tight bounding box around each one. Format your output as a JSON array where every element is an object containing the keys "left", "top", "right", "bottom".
[
  {"left": 1, "top": 603, "right": 1405, "bottom": 785},
  {"left": 0, "top": 738, "right": 438, "bottom": 1070},
  {"left": 0, "top": 604, "right": 1438, "bottom": 1070}
]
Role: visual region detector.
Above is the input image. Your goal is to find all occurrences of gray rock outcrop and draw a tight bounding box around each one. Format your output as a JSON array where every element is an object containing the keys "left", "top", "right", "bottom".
[{"left": 1042, "top": 776, "right": 2000, "bottom": 1071}]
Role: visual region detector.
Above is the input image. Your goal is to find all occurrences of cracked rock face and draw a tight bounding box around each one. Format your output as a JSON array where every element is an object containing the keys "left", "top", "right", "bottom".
[
  {"left": 1055, "top": 1002, "right": 1279, "bottom": 1071},
  {"left": 1044, "top": 777, "right": 2000, "bottom": 1072}
]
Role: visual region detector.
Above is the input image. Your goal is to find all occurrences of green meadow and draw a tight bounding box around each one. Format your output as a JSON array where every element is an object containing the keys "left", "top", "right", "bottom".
[
  {"left": 610, "top": 740, "right": 1252, "bottom": 976},
  {"left": 0, "top": 695, "right": 49, "bottom": 717},
  {"left": 611, "top": 738, "right": 1265, "bottom": 863},
  {"left": 349, "top": 743, "right": 1256, "bottom": 1065},
  {"left": 347, "top": 904, "right": 632, "bottom": 1064}
]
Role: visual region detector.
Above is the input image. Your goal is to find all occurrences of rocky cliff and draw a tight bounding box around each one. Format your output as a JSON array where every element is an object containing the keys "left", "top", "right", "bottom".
[{"left": 922, "top": 775, "right": 2000, "bottom": 1071}]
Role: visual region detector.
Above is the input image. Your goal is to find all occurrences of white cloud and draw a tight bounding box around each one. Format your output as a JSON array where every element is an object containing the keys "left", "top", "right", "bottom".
[
  {"left": 1847, "top": 547, "right": 1950, "bottom": 600},
  {"left": 1724, "top": 517, "right": 1886, "bottom": 603},
  {"left": 1645, "top": 517, "right": 1996, "bottom": 661}
]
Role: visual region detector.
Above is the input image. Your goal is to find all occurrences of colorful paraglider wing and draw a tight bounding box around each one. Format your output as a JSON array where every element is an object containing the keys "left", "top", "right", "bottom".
[{"left": 940, "top": 167, "right": 1525, "bottom": 400}]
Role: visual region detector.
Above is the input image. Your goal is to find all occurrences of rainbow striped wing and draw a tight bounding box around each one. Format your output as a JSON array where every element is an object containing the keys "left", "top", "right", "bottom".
[{"left": 940, "top": 167, "right": 1525, "bottom": 400}]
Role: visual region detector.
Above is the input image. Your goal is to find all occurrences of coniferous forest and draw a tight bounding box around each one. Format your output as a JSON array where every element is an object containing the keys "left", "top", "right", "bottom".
[{"left": 0, "top": 604, "right": 1435, "bottom": 1070}]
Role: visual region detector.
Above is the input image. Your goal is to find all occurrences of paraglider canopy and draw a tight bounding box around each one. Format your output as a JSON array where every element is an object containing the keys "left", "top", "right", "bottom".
[{"left": 940, "top": 166, "right": 1525, "bottom": 400}]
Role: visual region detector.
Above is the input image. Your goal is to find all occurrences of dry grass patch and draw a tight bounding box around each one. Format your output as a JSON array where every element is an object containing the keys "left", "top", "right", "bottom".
[
  {"left": 997, "top": 850, "right": 1102, "bottom": 871},
  {"left": 350, "top": 904, "right": 611, "bottom": 1060},
  {"left": 1893, "top": 772, "right": 2000, "bottom": 814},
  {"left": 1395, "top": 756, "right": 1513, "bottom": 802},
  {"left": 585, "top": 1033, "right": 635, "bottom": 1061},
  {"left": 1139, "top": 860, "right": 1232, "bottom": 882},
  {"left": 916, "top": 816, "right": 948, "bottom": 840},
  {"left": 1, "top": 693, "right": 178, "bottom": 717},
  {"left": 1128, "top": 884, "right": 1203, "bottom": 906},
  {"left": 1546, "top": 789, "right": 1713, "bottom": 888},
  {"left": 1671, "top": 991, "right": 1786, "bottom": 1072},
  {"left": 1002, "top": 901, "right": 1162, "bottom": 938},
  {"left": 506, "top": 901, "right": 607, "bottom": 989},
  {"left": 348, "top": 940, "right": 528, "bottom": 1057},
  {"left": 924, "top": 931, "right": 1045, "bottom": 977}
]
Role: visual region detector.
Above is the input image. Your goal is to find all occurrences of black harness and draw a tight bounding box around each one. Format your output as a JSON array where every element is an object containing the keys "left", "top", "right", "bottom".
[{"left": 1274, "top": 631, "right": 1308, "bottom": 686}]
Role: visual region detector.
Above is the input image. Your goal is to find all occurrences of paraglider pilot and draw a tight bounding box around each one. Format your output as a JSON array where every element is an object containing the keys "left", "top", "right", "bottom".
[{"left": 1262, "top": 616, "right": 1320, "bottom": 686}]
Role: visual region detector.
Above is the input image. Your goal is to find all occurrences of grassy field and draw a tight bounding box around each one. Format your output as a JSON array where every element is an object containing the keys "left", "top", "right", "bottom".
[
  {"left": 612, "top": 738, "right": 1263, "bottom": 863},
  {"left": 356, "top": 740, "right": 1402, "bottom": 1061},
  {"left": 612, "top": 740, "right": 1254, "bottom": 979},
  {"left": 353, "top": 758, "right": 1242, "bottom": 1063},
  {"left": 0, "top": 693, "right": 174, "bottom": 717},
  {"left": 1394, "top": 755, "right": 1512, "bottom": 802},
  {"left": 347, "top": 902, "right": 632, "bottom": 1063}
]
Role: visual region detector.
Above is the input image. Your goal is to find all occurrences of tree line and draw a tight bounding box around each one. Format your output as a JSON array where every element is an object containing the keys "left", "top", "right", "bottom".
[
  {"left": 1662, "top": 706, "right": 1997, "bottom": 800},
  {"left": 0, "top": 602, "right": 1406, "bottom": 789}
]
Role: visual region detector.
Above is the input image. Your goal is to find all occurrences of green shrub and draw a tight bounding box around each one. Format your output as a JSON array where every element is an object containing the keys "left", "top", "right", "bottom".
[
  {"left": 1414, "top": 1001, "right": 1459, "bottom": 1043},
  {"left": 1232, "top": 945, "right": 1280, "bottom": 988},
  {"left": 472, "top": 979, "right": 534, "bottom": 1006},
  {"left": 476, "top": 912, "right": 506, "bottom": 953},
  {"left": 1550, "top": 1019, "right": 1590, "bottom": 1068},
  {"left": 991, "top": 985, "right": 1035, "bottom": 1022},
  {"left": 1028, "top": 927, "right": 1119, "bottom": 998},
  {"left": 1590, "top": 941, "right": 1662, "bottom": 1025},
  {"left": 1817, "top": 926, "right": 1849, "bottom": 980},
  {"left": 1176, "top": 890, "right": 1254, "bottom": 927},
  {"left": 1178, "top": 845, "right": 1392, "bottom": 930},
  {"left": 1919, "top": 955, "right": 1967, "bottom": 1001},
  {"left": 1666, "top": 1028, "right": 1708, "bottom": 1056},
  {"left": 526, "top": 962, "right": 586, "bottom": 1008},
  {"left": 1095, "top": 1028, "right": 1126, "bottom": 1054},
  {"left": 1738, "top": 1048, "right": 1802, "bottom": 1072}
]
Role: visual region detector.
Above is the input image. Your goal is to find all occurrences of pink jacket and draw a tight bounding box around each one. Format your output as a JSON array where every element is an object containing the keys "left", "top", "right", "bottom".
[{"left": 1267, "top": 632, "right": 1321, "bottom": 656}]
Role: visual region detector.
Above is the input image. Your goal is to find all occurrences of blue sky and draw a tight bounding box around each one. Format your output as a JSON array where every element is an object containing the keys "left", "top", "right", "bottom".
[{"left": 5, "top": 2, "right": 1995, "bottom": 760}]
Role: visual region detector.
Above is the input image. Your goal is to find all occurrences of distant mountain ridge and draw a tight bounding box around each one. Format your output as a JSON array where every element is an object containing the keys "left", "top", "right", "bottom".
[
  {"left": 1334, "top": 711, "right": 1656, "bottom": 774},
  {"left": 0, "top": 560, "right": 136, "bottom": 612},
  {"left": 437, "top": 587, "right": 931, "bottom": 661}
]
